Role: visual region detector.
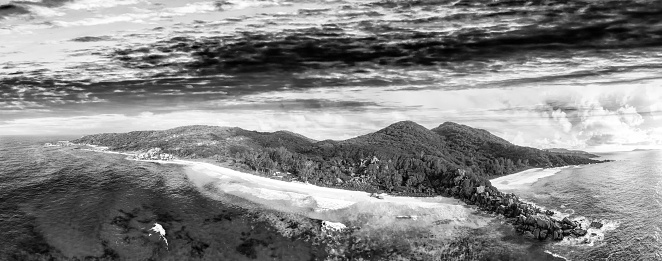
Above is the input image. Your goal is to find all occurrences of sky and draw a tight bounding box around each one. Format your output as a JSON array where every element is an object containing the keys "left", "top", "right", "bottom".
[{"left": 2, "top": 0, "right": 662, "bottom": 152}]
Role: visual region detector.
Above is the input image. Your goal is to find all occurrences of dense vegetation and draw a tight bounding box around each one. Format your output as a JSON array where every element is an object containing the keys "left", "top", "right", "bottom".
[{"left": 74, "top": 121, "right": 604, "bottom": 195}]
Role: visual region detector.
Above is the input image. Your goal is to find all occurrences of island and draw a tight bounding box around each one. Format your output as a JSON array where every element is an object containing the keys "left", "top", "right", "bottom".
[{"left": 69, "top": 121, "right": 608, "bottom": 245}]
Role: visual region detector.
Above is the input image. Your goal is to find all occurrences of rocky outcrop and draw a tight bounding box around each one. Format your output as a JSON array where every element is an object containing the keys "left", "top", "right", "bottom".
[
  {"left": 321, "top": 221, "right": 346, "bottom": 232},
  {"left": 590, "top": 221, "right": 603, "bottom": 229},
  {"left": 441, "top": 169, "right": 589, "bottom": 241}
]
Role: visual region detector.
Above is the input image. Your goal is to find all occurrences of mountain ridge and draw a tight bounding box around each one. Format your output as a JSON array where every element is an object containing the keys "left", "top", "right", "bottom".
[
  {"left": 73, "top": 120, "right": 605, "bottom": 194},
  {"left": 543, "top": 148, "right": 600, "bottom": 158}
]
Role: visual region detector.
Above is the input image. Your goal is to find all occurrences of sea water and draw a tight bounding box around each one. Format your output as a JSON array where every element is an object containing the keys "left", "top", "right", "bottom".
[
  {"left": 0, "top": 136, "right": 326, "bottom": 260},
  {"left": 2, "top": 136, "right": 659, "bottom": 260},
  {"left": 494, "top": 150, "right": 662, "bottom": 260}
]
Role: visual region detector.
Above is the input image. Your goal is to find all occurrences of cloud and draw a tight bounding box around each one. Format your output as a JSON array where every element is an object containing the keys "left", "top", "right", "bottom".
[
  {"left": 163, "top": 2, "right": 217, "bottom": 15},
  {"left": 62, "top": 0, "right": 141, "bottom": 10},
  {"left": 0, "top": 4, "right": 29, "bottom": 18},
  {"left": 200, "top": 98, "right": 380, "bottom": 111},
  {"left": 70, "top": 35, "right": 112, "bottom": 42},
  {"left": 0, "top": 110, "right": 394, "bottom": 138},
  {"left": 9, "top": 0, "right": 71, "bottom": 8},
  {"left": 525, "top": 86, "right": 662, "bottom": 149},
  {"left": 0, "top": 100, "right": 45, "bottom": 109},
  {"left": 52, "top": 13, "right": 149, "bottom": 27},
  {"left": 5, "top": 80, "right": 662, "bottom": 152},
  {"left": 550, "top": 109, "right": 572, "bottom": 133},
  {"left": 2, "top": 84, "right": 662, "bottom": 153}
]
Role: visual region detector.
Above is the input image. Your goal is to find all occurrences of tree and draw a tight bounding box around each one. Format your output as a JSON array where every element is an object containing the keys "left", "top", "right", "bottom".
[{"left": 297, "top": 160, "right": 316, "bottom": 182}]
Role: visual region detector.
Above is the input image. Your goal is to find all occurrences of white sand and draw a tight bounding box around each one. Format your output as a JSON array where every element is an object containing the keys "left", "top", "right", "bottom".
[
  {"left": 176, "top": 160, "right": 492, "bottom": 234},
  {"left": 182, "top": 160, "right": 465, "bottom": 212},
  {"left": 490, "top": 167, "right": 568, "bottom": 191},
  {"left": 85, "top": 149, "right": 492, "bottom": 233}
]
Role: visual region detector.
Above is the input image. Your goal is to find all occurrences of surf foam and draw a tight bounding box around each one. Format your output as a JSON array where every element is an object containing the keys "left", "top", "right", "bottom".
[
  {"left": 149, "top": 223, "right": 169, "bottom": 249},
  {"left": 544, "top": 250, "right": 570, "bottom": 261},
  {"left": 558, "top": 217, "right": 620, "bottom": 247}
]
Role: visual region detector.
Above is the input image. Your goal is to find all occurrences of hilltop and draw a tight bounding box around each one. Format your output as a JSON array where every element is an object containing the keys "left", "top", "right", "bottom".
[{"left": 74, "top": 121, "right": 605, "bottom": 194}]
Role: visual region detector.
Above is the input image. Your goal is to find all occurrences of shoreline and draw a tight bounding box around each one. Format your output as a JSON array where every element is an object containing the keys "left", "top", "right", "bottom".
[
  {"left": 79, "top": 148, "right": 493, "bottom": 234},
  {"left": 489, "top": 166, "right": 572, "bottom": 191},
  {"left": 75, "top": 146, "right": 606, "bottom": 249},
  {"left": 86, "top": 148, "right": 468, "bottom": 208}
]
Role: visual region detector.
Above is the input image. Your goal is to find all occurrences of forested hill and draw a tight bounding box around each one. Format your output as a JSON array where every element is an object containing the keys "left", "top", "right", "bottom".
[
  {"left": 543, "top": 148, "right": 599, "bottom": 158},
  {"left": 73, "top": 121, "right": 605, "bottom": 194}
]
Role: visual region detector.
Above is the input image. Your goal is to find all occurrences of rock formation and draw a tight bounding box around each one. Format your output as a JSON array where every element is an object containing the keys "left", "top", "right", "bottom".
[
  {"left": 590, "top": 221, "right": 604, "bottom": 229},
  {"left": 441, "top": 169, "right": 589, "bottom": 241},
  {"left": 321, "top": 221, "right": 346, "bottom": 232}
]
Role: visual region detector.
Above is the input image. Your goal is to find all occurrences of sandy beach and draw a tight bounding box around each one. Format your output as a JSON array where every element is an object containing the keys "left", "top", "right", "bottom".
[
  {"left": 86, "top": 149, "right": 494, "bottom": 236},
  {"left": 490, "top": 167, "right": 570, "bottom": 191},
  {"left": 181, "top": 159, "right": 494, "bottom": 237}
]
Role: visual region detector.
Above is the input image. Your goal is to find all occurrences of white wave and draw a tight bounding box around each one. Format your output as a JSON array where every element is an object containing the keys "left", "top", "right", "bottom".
[
  {"left": 557, "top": 217, "right": 620, "bottom": 247},
  {"left": 544, "top": 250, "right": 570, "bottom": 261},
  {"left": 149, "top": 223, "right": 169, "bottom": 249}
]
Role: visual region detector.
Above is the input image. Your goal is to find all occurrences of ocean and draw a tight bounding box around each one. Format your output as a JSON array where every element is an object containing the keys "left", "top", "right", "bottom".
[
  {"left": 1, "top": 136, "right": 660, "bottom": 260},
  {"left": 0, "top": 136, "right": 326, "bottom": 260},
  {"left": 2, "top": 0, "right": 662, "bottom": 259},
  {"left": 493, "top": 150, "right": 662, "bottom": 260}
]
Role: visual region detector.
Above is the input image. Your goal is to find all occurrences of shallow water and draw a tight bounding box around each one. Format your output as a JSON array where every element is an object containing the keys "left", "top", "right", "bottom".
[
  {"left": 2, "top": 136, "right": 657, "bottom": 260},
  {"left": 0, "top": 136, "right": 326, "bottom": 260}
]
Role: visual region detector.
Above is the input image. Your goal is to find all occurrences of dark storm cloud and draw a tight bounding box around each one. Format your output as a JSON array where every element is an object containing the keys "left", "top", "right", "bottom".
[
  {"left": 202, "top": 99, "right": 380, "bottom": 111},
  {"left": 0, "top": 82, "right": 102, "bottom": 111},
  {"left": 11, "top": 0, "right": 72, "bottom": 8},
  {"left": 0, "top": 73, "right": 383, "bottom": 117},
  {"left": 70, "top": 36, "right": 113, "bottom": 42},
  {"left": 0, "top": 0, "right": 73, "bottom": 18},
  {"left": 483, "top": 65, "right": 662, "bottom": 88},
  {"left": 0, "top": 4, "right": 28, "bottom": 18},
  {"left": 101, "top": 0, "right": 662, "bottom": 76},
  {"left": 6, "top": 0, "right": 662, "bottom": 98}
]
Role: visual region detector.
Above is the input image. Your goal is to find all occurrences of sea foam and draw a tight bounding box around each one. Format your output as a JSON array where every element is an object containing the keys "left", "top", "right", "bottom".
[
  {"left": 149, "top": 223, "right": 169, "bottom": 249},
  {"left": 558, "top": 217, "right": 620, "bottom": 247},
  {"left": 544, "top": 250, "right": 570, "bottom": 261}
]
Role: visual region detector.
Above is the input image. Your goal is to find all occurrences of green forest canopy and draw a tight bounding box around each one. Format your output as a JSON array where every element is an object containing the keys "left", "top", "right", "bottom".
[{"left": 74, "top": 121, "right": 604, "bottom": 195}]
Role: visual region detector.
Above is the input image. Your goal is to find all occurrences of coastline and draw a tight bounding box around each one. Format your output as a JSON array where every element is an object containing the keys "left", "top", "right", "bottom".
[
  {"left": 490, "top": 167, "right": 571, "bottom": 191},
  {"left": 68, "top": 146, "right": 613, "bottom": 260},
  {"left": 76, "top": 146, "right": 608, "bottom": 243},
  {"left": 82, "top": 148, "right": 493, "bottom": 235},
  {"left": 489, "top": 164, "right": 619, "bottom": 249}
]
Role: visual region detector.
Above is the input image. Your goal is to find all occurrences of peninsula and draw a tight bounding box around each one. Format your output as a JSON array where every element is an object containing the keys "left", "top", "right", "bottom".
[{"left": 72, "top": 121, "right": 607, "bottom": 242}]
